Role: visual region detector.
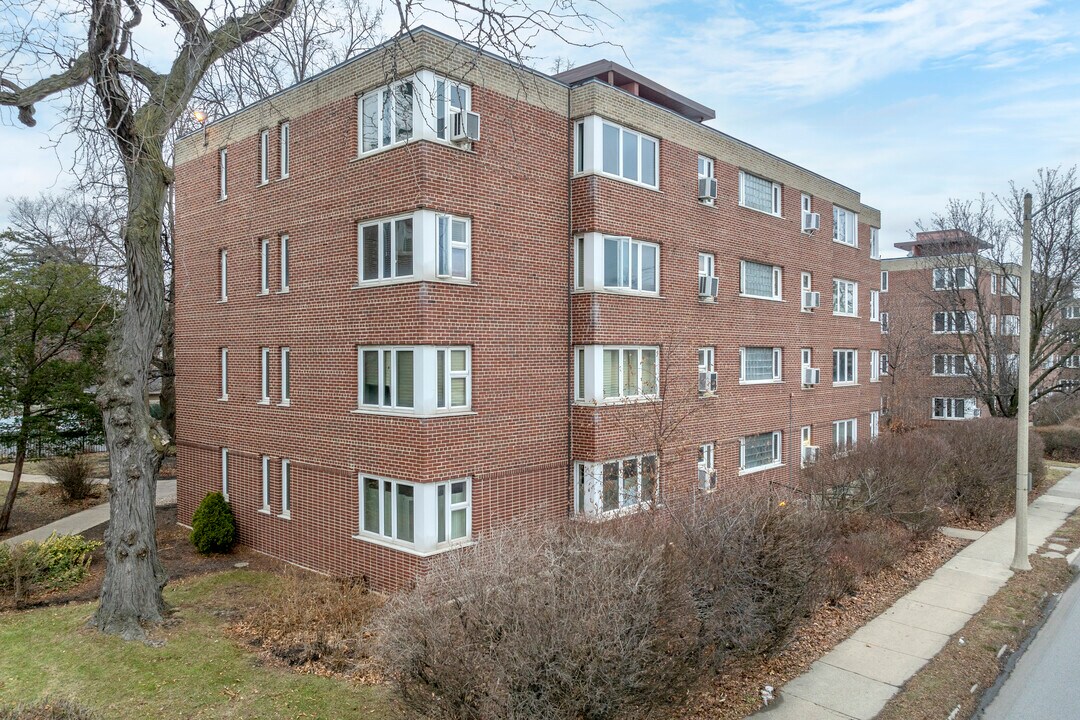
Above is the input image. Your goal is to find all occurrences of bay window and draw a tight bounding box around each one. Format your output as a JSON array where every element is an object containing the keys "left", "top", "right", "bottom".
[
  {"left": 358, "top": 475, "right": 472, "bottom": 552},
  {"left": 356, "top": 210, "right": 471, "bottom": 285},
  {"left": 575, "top": 232, "right": 660, "bottom": 295},
  {"left": 356, "top": 346, "right": 471, "bottom": 415},
  {"left": 359, "top": 80, "right": 414, "bottom": 153},
  {"left": 574, "top": 345, "right": 659, "bottom": 404},
  {"left": 573, "top": 455, "right": 658, "bottom": 516},
  {"left": 359, "top": 215, "right": 413, "bottom": 282},
  {"left": 573, "top": 116, "right": 659, "bottom": 189}
]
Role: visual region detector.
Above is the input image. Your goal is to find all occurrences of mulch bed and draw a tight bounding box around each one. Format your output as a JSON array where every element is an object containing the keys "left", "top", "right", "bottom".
[
  {"left": 674, "top": 532, "right": 970, "bottom": 719},
  {"left": 0, "top": 483, "right": 107, "bottom": 541}
]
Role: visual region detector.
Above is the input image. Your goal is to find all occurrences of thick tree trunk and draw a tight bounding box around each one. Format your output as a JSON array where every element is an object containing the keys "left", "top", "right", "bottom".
[
  {"left": 0, "top": 406, "right": 32, "bottom": 533},
  {"left": 90, "top": 156, "right": 170, "bottom": 640}
]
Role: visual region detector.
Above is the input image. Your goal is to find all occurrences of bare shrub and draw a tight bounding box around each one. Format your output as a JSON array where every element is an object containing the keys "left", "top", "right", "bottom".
[
  {"left": 824, "top": 512, "right": 912, "bottom": 599},
  {"left": 233, "top": 570, "right": 382, "bottom": 680},
  {"left": 664, "top": 492, "right": 832, "bottom": 664},
  {"left": 375, "top": 521, "right": 700, "bottom": 720},
  {"left": 803, "top": 432, "right": 952, "bottom": 539},
  {"left": 42, "top": 455, "right": 96, "bottom": 502},
  {"left": 0, "top": 698, "right": 97, "bottom": 720},
  {"left": 942, "top": 418, "right": 1045, "bottom": 521},
  {"left": 1032, "top": 393, "right": 1080, "bottom": 427},
  {"left": 1036, "top": 425, "right": 1080, "bottom": 463}
]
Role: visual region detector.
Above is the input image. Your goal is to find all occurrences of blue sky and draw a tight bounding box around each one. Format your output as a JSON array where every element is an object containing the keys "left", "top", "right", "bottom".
[{"left": 2, "top": 0, "right": 1079, "bottom": 257}]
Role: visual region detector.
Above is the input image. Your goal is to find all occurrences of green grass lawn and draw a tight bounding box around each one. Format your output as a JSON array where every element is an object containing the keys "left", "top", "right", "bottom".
[{"left": 0, "top": 571, "right": 390, "bottom": 719}]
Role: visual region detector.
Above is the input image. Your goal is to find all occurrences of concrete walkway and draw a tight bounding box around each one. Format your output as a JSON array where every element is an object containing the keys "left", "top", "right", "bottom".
[
  {"left": 0, "top": 468, "right": 109, "bottom": 485},
  {"left": 2, "top": 479, "right": 176, "bottom": 546},
  {"left": 754, "top": 467, "right": 1080, "bottom": 720}
]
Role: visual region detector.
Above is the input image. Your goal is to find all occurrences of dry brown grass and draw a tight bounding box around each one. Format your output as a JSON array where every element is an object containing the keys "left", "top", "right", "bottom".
[{"left": 229, "top": 569, "right": 384, "bottom": 682}]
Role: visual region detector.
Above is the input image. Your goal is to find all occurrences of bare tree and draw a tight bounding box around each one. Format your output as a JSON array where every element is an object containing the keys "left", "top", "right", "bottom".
[
  {"left": 2, "top": 0, "right": 608, "bottom": 640},
  {"left": 916, "top": 166, "right": 1080, "bottom": 417}
]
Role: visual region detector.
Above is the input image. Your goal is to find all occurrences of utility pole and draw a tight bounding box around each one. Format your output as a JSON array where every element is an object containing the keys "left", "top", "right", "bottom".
[{"left": 1012, "top": 192, "right": 1033, "bottom": 572}]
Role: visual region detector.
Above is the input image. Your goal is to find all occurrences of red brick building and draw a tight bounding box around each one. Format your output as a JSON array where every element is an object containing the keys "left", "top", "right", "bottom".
[{"left": 173, "top": 29, "right": 883, "bottom": 588}]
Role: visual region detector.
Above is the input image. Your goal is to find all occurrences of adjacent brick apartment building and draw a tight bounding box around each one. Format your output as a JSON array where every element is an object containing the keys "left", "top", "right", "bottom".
[
  {"left": 880, "top": 230, "right": 1022, "bottom": 424},
  {"left": 173, "top": 28, "right": 883, "bottom": 588}
]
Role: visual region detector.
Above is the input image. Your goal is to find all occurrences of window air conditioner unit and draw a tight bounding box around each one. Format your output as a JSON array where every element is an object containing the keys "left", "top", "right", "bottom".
[
  {"left": 699, "top": 274, "right": 719, "bottom": 300},
  {"left": 699, "top": 370, "right": 718, "bottom": 394},
  {"left": 802, "top": 445, "right": 819, "bottom": 464},
  {"left": 803, "top": 290, "right": 820, "bottom": 309},
  {"left": 698, "top": 177, "right": 718, "bottom": 202},
  {"left": 451, "top": 110, "right": 481, "bottom": 143},
  {"left": 802, "top": 367, "right": 820, "bottom": 386},
  {"left": 802, "top": 212, "right": 821, "bottom": 234}
]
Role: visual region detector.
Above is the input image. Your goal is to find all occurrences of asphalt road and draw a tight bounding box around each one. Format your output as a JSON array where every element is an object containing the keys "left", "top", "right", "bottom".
[{"left": 981, "top": 573, "right": 1080, "bottom": 719}]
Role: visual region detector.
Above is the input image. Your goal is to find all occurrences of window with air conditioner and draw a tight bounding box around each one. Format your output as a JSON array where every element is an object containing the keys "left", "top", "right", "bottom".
[
  {"left": 435, "top": 78, "right": 473, "bottom": 141},
  {"left": 801, "top": 272, "right": 819, "bottom": 310},
  {"left": 832, "top": 205, "right": 857, "bottom": 246},
  {"left": 801, "top": 425, "right": 816, "bottom": 467},
  {"left": 740, "top": 260, "right": 782, "bottom": 300},
  {"left": 833, "top": 349, "right": 857, "bottom": 385},
  {"left": 698, "top": 347, "right": 716, "bottom": 394},
  {"left": 740, "top": 347, "right": 782, "bottom": 383},
  {"left": 698, "top": 156, "right": 717, "bottom": 202},
  {"left": 833, "top": 278, "right": 858, "bottom": 316},
  {"left": 801, "top": 194, "right": 819, "bottom": 233},
  {"left": 740, "top": 431, "right": 782, "bottom": 473},
  {"left": 699, "top": 253, "right": 718, "bottom": 299},
  {"left": 739, "top": 170, "right": 781, "bottom": 216},
  {"left": 801, "top": 348, "right": 819, "bottom": 386}
]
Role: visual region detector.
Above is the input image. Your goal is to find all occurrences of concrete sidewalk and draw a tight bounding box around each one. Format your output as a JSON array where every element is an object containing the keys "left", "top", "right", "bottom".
[
  {"left": 0, "top": 468, "right": 109, "bottom": 485},
  {"left": 754, "top": 467, "right": 1080, "bottom": 720},
  {"left": 2, "top": 479, "right": 177, "bottom": 546}
]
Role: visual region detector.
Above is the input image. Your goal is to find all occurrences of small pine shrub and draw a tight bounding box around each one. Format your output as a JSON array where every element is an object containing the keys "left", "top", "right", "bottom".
[
  {"left": 43, "top": 454, "right": 96, "bottom": 501},
  {"left": 0, "top": 697, "right": 98, "bottom": 720},
  {"left": 190, "top": 492, "right": 237, "bottom": 555}
]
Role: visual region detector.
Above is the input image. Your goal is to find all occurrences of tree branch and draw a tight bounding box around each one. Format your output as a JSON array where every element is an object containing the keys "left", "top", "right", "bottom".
[{"left": 0, "top": 54, "right": 95, "bottom": 126}]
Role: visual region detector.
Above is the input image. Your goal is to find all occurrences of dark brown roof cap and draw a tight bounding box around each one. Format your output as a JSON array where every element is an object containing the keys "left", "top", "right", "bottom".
[{"left": 553, "top": 60, "right": 716, "bottom": 122}]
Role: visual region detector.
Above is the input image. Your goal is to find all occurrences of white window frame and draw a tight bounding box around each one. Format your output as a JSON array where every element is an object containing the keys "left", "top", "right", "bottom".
[
  {"left": 599, "top": 119, "right": 660, "bottom": 189},
  {"left": 870, "top": 350, "right": 880, "bottom": 382},
  {"left": 739, "top": 170, "right": 782, "bottom": 216},
  {"left": 933, "top": 266, "right": 975, "bottom": 290},
  {"left": 280, "top": 459, "right": 291, "bottom": 518},
  {"left": 1002, "top": 314, "right": 1020, "bottom": 336},
  {"left": 280, "top": 347, "right": 291, "bottom": 406},
  {"left": 436, "top": 214, "right": 470, "bottom": 280},
  {"left": 279, "top": 122, "right": 290, "bottom": 179},
  {"left": 435, "top": 347, "right": 472, "bottom": 410},
  {"left": 800, "top": 271, "right": 813, "bottom": 311},
  {"left": 574, "top": 455, "right": 659, "bottom": 517},
  {"left": 739, "top": 347, "right": 782, "bottom": 384},
  {"left": 259, "top": 238, "right": 270, "bottom": 294},
  {"left": 219, "top": 249, "right": 228, "bottom": 302},
  {"left": 833, "top": 349, "right": 857, "bottom": 385},
  {"left": 870, "top": 289, "right": 880, "bottom": 322},
  {"left": 357, "top": 79, "right": 415, "bottom": 155},
  {"left": 699, "top": 252, "right": 715, "bottom": 281},
  {"left": 698, "top": 442, "right": 716, "bottom": 490},
  {"left": 601, "top": 235, "right": 660, "bottom": 295},
  {"left": 881, "top": 270, "right": 889, "bottom": 292},
  {"left": 218, "top": 147, "right": 228, "bottom": 201},
  {"left": 870, "top": 411, "right": 880, "bottom": 439},
  {"left": 259, "top": 129, "right": 269, "bottom": 185},
  {"left": 260, "top": 455, "right": 271, "bottom": 512},
  {"left": 602, "top": 346, "right": 659, "bottom": 401},
  {"left": 870, "top": 227, "right": 880, "bottom": 260},
  {"left": 435, "top": 478, "right": 471, "bottom": 544},
  {"left": 833, "top": 418, "right": 857, "bottom": 454},
  {"left": 358, "top": 475, "right": 418, "bottom": 545},
  {"left": 1002, "top": 274, "right": 1020, "bottom": 297},
  {"left": 698, "top": 155, "right": 715, "bottom": 205},
  {"left": 933, "top": 353, "right": 970, "bottom": 376},
  {"left": 880, "top": 352, "right": 889, "bottom": 376},
  {"left": 932, "top": 397, "right": 979, "bottom": 420},
  {"left": 1065, "top": 306, "right": 1080, "bottom": 320},
  {"left": 260, "top": 347, "right": 271, "bottom": 404},
  {"left": 832, "top": 278, "right": 858, "bottom": 316},
  {"left": 740, "top": 260, "right": 782, "bottom": 300},
  {"left": 880, "top": 312, "right": 890, "bottom": 334},
  {"left": 279, "top": 234, "right": 290, "bottom": 292},
  {"left": 355, "top": 346, "right": 472, "bottom": 416},
  {"left": 832, "top": 205, "right": 857, "bottom": 246},
  {"left": 800, "top": 425, "right": 813, "bottom": 468},
  {"left": 358, "top": 214, "right": 414, "bottom": 283},
  {"left": 358, "top": 347, "right": 415, "bottom": 411},
  {"left": 739, "top": 431, "right": 782, "bottom": 474},
  {"left": 219, "top": 347, "right": 229, "bottom": 400},
  {"left": 433, "top": 76, "right": 471, "bottom": 141},
  {"left": 933, "top": 310, "right": 977, "bottom": 334},
  {"left": 221, "top": 447, "right": 230, "bottom": 501}
]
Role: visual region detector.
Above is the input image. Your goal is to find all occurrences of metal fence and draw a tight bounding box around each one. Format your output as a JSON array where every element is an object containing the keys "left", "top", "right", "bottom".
[{"left": 0, "top": 436, "right": 107, "bottom": 463}]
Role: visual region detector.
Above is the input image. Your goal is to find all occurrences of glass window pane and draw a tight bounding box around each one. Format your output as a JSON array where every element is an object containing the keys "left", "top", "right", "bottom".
[
  {"left": 362, "top": 350, "right": 379, "bottom": 405},
  {"left": 435, "top": 79, "right": 446, "bottom": 139},
  {"left": 394, "top": 218, "right": 413, "bottom": 276},
  {"left": 641, "top": 455, "right": 657, "bottom": 502},
  {"left": 450, "top": 508, "right": 467, "bottom": 539},
  {"left": 362, "top": 95, "right": 379, "bottom": 152},
  {"left": 452, "top": 248, "right": 467, "bottom": 278},
  {"left": 395, "top": 82, "right": 413, "bottom": 142},
  {"left": 602, "top": 462, "right": 619, "bottom": 512},
  {"left": 363, "top": 478, "right": 379, "bottom": 533},
  {"left": 437, "top": 216, "right": 449, "bottom": 276},
  {"left": 396, "top": 350, "right": 414, "bottom": 408},
  {"left": 382, "top": 480, "right": 392, "bottom": 537},
  {"left": 362, "top": 225, "right": 379, "bottom": 281},
  {"left": 743, "top": 433, "right": 775, "bottom": 469},
  {"left": 381, "top": 88, "right": 392, "bottom": 147},
  {"left": 742, "top": 172, "right": 774, "bottom": 213},
  {"left": 604, "top": 236, "right": 619, "bottom": 287},
  {"left": 381, "top": 221, "right": 392, "bottom": 279},
  {"left": 622, "top": 130, "right": 638, "bottom": 181},
  {"left": 623, "top": 349, "right": 639, "bottom": 396},
  {"left": 602, "top": 124, "right": 620, "bottom": 174},
  {"left": 450, "top": 377, "right": 467, "bottom": 407},
  {"left": 396, "top": 484, "right": 414, "bottom": 542},
  {"left": 744, "top": 347, "right": 775, "bottom": 381},
  {"left": 437, "top": 350, "right": 446, "bottom": 408},
  {"left": 437, "top": 485, "right": 446, "bottom": 543},
  {"left": 383, "top": 351, "right": 392, "bottom": 406},
  {"left": 743, "top": 261, "right": 775, "bottom": 298},
  {"left": 450, "top": 349, "right": 467, "bottom": 372},
  {"left": 622, "top": 458, "right": 639, "bottom": 506},
  {"left": 641, "top": 350, "right": 657, "bottom": 395},
  {"left": 641, "top": 138, "right": 656, "bottom": 186},
  {"left": 603, "top": 349, "right": 620, "bottom": 397},
  {"left": 640, "top": 244, "right": 656, "bottom": 292},
  {"left": 451, "top": 481, "right": 467, "bottom": 504}
]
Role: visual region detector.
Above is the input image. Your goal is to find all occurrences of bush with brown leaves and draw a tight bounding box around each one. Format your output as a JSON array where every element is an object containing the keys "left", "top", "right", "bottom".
[{"left": 42, "top": 455, "right": 96, "bottom": 502}]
